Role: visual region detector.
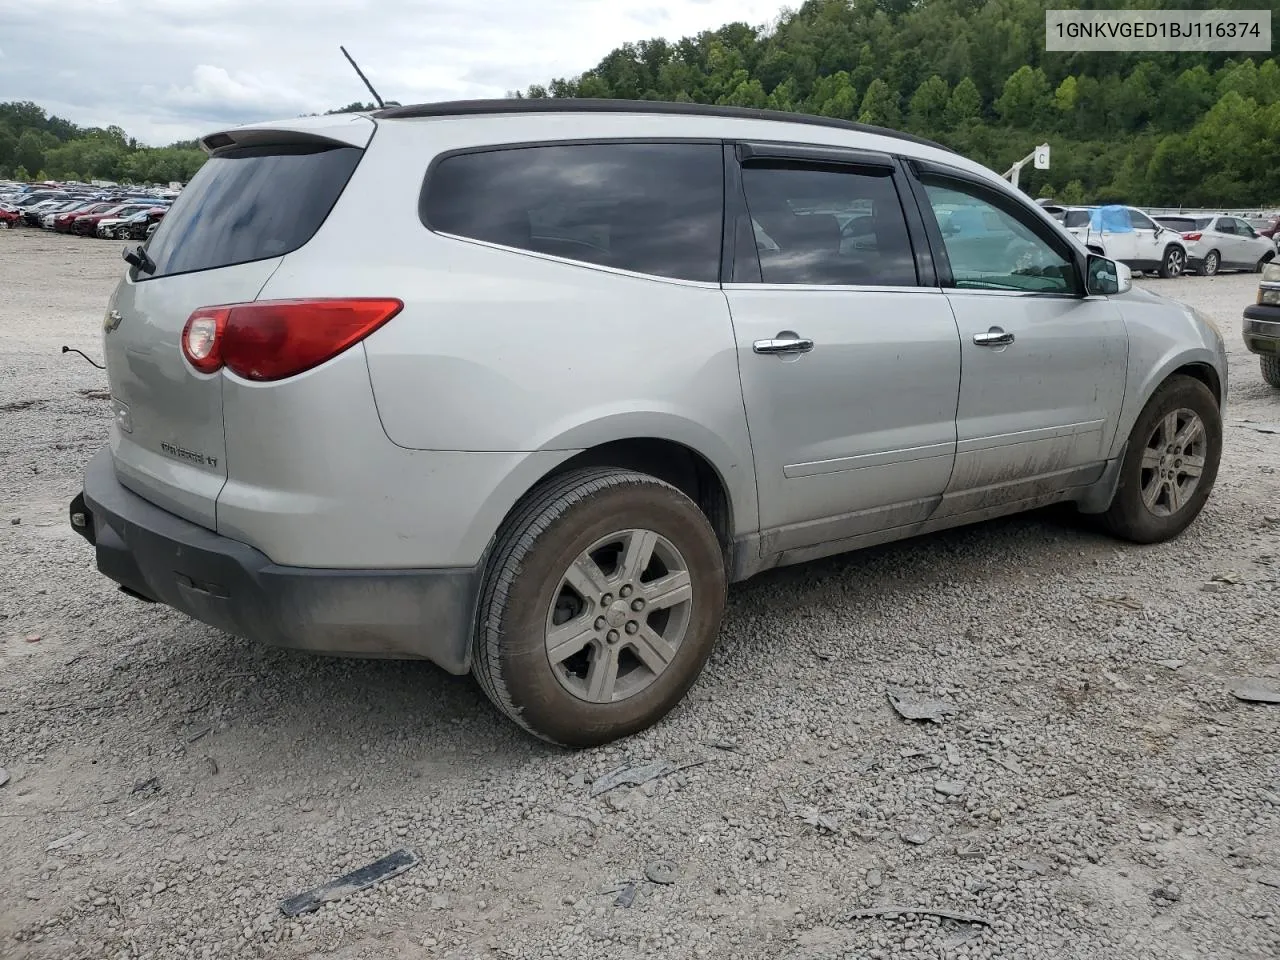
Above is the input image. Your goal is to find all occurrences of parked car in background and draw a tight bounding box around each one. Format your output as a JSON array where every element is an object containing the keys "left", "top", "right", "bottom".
[
  {"left": 1153, "top": 214, "right": 1277, "bottom": 276},
  {"left": 41, "top": 199, "right": 100, "bottom": 228},
  {"left": 1247, "top": 216, "right": 1279, "bottom": 239},
  {"left": 1066, "top": 205, "right": 1191, "bottom": 278},
  {"left": 75, "top": 203, "right": 157, "bottom": 236},
  {"left": 0, "top": 207, "right": 20, "bottom": 228},
  {"left": 1244, "top": 261, "right": 1280, "bottom": 388},
  {"left": 101, "top": 207, "right": 167, "bottom": 240},
  {"left": 70, "top": 100, "right": 1228, "bottom": 746},
  {"left": 55, "top": 202, "right": 117, "bottom": 232},
  {"left": 94, "top": 203, "right": 168, "bottom": 238},
  {"left": 21, "top": 198, "right": 75, "bottom": 226},
  {"left": 1060, "top": 206, "right": 1094, "bottom": 239}
]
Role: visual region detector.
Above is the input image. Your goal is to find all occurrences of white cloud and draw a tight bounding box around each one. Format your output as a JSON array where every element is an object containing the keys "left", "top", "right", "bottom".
[{"left": 0, "top": 0, "right": 790, "bottom": 145}]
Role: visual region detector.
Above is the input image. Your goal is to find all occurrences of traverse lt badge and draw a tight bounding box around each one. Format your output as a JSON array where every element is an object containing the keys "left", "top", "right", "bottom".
[{"left": 104, "top": 309, "right": 123, "bottom": 333}]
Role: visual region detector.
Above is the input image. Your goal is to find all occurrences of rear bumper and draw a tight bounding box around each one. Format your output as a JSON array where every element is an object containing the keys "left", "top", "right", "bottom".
[
  {"left": 72, "top": 447, "right": 479, "bottom": 673},
  {"left": 1243, "top": 306, "right": 1280, "bottom": 356}
]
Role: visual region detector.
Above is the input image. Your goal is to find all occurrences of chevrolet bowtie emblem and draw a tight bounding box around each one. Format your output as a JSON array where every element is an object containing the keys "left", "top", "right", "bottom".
[{"left": 104, "top": 309, "right": 123, "bottom": 333}]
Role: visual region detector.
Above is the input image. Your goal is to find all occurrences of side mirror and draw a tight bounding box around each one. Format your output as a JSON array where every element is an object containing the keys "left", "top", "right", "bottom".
[
  {"left": 1087, "top": 254, "right": 1131, "bottom": 296},
  {"left": 1086, "top": 242, "right": 1106, "bottom": 257}
]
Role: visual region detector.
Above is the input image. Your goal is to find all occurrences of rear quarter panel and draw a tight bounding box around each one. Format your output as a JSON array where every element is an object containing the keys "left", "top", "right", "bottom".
[{"left": 261, "top": 116, "right": 761, "bottom": 538}]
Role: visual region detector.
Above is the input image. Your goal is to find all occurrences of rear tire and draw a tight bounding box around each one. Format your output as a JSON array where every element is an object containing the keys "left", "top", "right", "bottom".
[
  {"left": 1262, "top": 355, "right": 1280, "bottom": 388},
  {"left": 472, "top": 468, "right": 726, "bottom": 748},
  {"left": 1201, "top": 250, "right": 1220, "bottom": 276},
  {"left": 1158, "top": 245, "right": 1186, "bottom": 279},
  {"left": 1102, "top": 375, "right": 1221, "bottom": 544}
]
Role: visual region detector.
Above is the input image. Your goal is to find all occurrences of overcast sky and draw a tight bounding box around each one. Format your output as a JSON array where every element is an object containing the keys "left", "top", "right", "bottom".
[{"left": 0, "top": 0, "right": 790, "bottom": 146}]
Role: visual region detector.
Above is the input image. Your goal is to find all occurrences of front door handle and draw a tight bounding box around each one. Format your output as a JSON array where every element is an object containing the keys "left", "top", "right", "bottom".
[
  {"left": 973, "top": 327, "right": 1015, "bottom": 347},
  {"left": 753, "top": 335, "right": 815, "bottom": 355}
]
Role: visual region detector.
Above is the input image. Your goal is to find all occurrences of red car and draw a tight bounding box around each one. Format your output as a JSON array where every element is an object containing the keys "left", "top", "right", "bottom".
[
  {"left": 55, "top": 202, "right": 116, "bottom": 233},
  {"left": 71, "top": 204, "right": 140, "bottom": 236},
  {"left": 0, "top": 208, "right": 21, "bottom": 228}
]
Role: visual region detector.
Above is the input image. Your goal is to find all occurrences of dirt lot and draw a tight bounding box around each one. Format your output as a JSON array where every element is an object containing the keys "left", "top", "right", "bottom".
[{"left": 1, "top": 229, "right": 1278, "bottom": 960}]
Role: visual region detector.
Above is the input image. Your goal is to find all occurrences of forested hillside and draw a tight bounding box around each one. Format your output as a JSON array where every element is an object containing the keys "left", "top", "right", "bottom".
[
  {"left": 0, "top": 101, "right": 206, "bottom": 185},
  {"left": 5, "top": 0, "right": 1279, "bottom": 203},
  {"left": 520, "top": 0, "right": 1280, "bottom": 206}
]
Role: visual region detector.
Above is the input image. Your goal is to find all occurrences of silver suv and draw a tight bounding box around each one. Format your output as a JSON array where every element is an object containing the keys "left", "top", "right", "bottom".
[{"left": 71, "top": 100, "right": 1228, "bottom": 747}]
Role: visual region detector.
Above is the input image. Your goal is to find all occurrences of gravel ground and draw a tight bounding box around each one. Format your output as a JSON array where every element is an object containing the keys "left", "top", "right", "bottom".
[{"left": 1, "top": 229, "right": 1278, "bottom": 960}]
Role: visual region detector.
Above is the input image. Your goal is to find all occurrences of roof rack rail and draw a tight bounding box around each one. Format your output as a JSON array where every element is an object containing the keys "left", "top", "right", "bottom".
[{"left": 372, "top": 97, "right": 953, "bottom": 153}]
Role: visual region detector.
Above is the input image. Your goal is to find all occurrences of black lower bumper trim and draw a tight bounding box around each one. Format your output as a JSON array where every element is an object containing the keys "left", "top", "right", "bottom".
[
  {"left": 1243, "top": 305, "right": 1280, "bottom": 356},
  {"left": 74, "top": 447, "right": 479, "bottom": 673}
]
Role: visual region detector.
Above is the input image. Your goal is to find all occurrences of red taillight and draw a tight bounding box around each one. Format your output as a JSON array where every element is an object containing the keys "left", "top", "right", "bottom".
[
  {"left": 1181, "top": 232, "right": 1202, "bottom": 241},
  {"left": 182, "top": 306, "right": 228, "bottom": 373},
  {"left": 180, "top": 298, "right": 403, "bottom": 381}
]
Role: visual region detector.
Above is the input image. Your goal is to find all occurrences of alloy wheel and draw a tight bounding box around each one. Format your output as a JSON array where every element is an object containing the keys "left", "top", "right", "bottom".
[
  {"left": 544, "top": 528, "right": 693, "bottom": 704},
  {"left": 1140, "top": 408, "right": 1206, "bottom": 517}
]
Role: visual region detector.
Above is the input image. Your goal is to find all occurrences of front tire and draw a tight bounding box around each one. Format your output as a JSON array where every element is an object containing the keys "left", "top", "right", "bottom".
[
  {"left": 1257, "top": 251, "right": 1276, "bottom": 273},
  {"left": 1202, "top": 250, "right": 1220, "bottom": 276},
  {"left": 1262, "top": 355, "right": 1280, "bottom": 388},
  {"left": 472, "top": 468, "right": 726, "bottom": 748},
  {"left": 1102, "top": 375, "right": 1221, "bottom": 543},
  {"left": 1159, "top": 246, "right": 1186, "bottom": 279}
]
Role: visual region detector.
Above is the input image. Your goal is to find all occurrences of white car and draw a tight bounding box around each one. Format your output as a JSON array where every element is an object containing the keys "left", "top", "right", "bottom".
[
  {"left": 1060, "top": 205, "right": 1190, "bottom": 278},
  {"left": 1154, "top": 215, "right": 1277, "bottom": 276}
]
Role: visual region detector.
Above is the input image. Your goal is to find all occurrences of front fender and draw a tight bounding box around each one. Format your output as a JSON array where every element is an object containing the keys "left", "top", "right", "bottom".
[{"left": 1109, "top": 290, "right": 1227, "bottom": 458}]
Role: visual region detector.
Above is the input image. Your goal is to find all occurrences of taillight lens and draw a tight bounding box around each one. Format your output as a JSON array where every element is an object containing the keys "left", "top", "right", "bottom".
[
  {"left": 182, "top": 307, "right": 228, "bottom": 373},
  {"left": 180, "top": 298, "right": 403, "bottom": 381},
  {"left": 1181, "top": 232, "right": 1202, "bottom": 241}
]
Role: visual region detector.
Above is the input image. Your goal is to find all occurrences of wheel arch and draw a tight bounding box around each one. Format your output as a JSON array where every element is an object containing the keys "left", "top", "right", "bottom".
[
  {"left": 537, "top": 438, "right": 738, "bottom": 553},
  {"left": 462, "top": 419, "right": 759, "bottom": 585},
  {"left": 1108, "top": 346, "right": 1224, "bottom": 461},
  {"left": 1171, "top": 361, "right": 1222, "bottom": 407}
]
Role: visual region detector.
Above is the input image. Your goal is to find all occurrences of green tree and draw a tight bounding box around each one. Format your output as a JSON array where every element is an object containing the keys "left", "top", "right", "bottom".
[
  {"left": 858, "top": 78, "right": 901, "bottom": 127},
  {"left": 13, "top": 165, "right": 30, "bottom": 181},
  {"left": 908, "top": 75, "right": 949, "bottom": 131},
  {"left": 721, "top": 77, "right": 768, "bottom": 108},
  {"left": 14, "top": 130, "right": 44, "bottom": 175},
  {"left": 995, "top": 66, "right": 1049, "bottom": 128},
  {"left": 1159, "top": 66, "right": 1215, "bottom": 129},
  {"left": 1052, "top": 76, "right": 1078, "bottom": 117},
  {"left": 807, "top": 71, "right": 858, "bottom": 119},
  {"left": 945, "top": 76, "right": 981, "bottom": 126},
  {"left": 1060, "top": 180, "right": 1086, "bottom": 204}
]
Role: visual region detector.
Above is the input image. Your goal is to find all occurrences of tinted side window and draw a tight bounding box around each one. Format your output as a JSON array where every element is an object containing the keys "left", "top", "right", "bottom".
[
  {"left": 921, "top": 178, "right": 1080, "bottom": 295},
  {"left": 1216, "top": 218, "right": 1237, "bottom": 234},
  {"left": 144, "top": 144, "right": 362, "bottom": 280},
  {"left": 1129, "top": 210, "right": 1157, "bottom": 231},
  {"left": 1063, "top": 210, "right": 1091, "bottom": 228},
  {"left": 423, "top": 143, "right": 723, "bottom": 283},
  {"left": 736, "top": 162, "right": 916, "bottom": 286}
]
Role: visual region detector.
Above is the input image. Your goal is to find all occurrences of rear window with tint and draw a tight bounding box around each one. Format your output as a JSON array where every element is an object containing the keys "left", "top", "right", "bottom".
[
  {"left": 142, "top": 143, "right": 362, "bottom": 280},
  {"left": 421, "top": 142, "right": 724, "bottom": 283},
  {"left": 1157, "top": 218, "right": 1198, "bottom": 232}
]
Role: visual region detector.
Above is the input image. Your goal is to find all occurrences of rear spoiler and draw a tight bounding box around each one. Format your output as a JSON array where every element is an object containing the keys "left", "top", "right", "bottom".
[{"left": 200, "top": 114, "right": 375, "bottom": 155}]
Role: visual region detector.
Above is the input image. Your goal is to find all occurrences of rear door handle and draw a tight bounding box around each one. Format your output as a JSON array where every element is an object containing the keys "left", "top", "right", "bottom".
[
  {"left": 753, "top": 336, "right": 815, "bottom": 355},
  {"left": 973, "top": 327, "right": 1015, "bottom": 347}
]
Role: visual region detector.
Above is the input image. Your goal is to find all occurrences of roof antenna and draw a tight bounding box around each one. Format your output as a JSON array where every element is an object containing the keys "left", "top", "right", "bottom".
[{"left": 340, "top": 45, "right": 386, "bottom": 109}]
